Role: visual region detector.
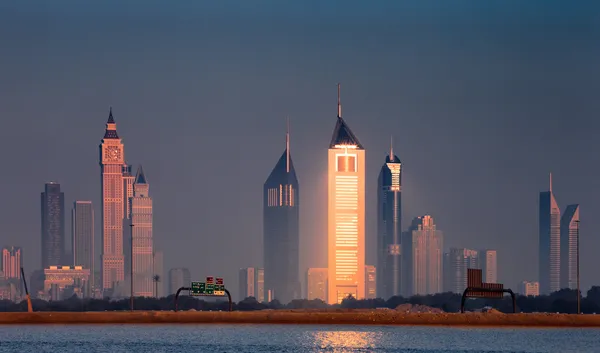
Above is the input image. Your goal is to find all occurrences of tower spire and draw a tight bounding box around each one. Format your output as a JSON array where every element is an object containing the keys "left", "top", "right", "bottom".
[
  {"left": 107, "top": 107, "right": 115, "bottom": 124},
  {"left": 549, "top": 172, "right": 553, "bottom": 193},
  {"left": 390, "top": 136, "right": 394, "bottom": 160},
  {"left": 337, "top": 83, "right": 342, "bottom": 118},
  {"left": 286, "top": 117, "right": 290, "bottom": 173}
]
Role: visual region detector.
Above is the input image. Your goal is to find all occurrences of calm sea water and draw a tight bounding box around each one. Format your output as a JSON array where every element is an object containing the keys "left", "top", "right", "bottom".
[{"left": 0, "top": 324, "right": 598, "bottom": 352}]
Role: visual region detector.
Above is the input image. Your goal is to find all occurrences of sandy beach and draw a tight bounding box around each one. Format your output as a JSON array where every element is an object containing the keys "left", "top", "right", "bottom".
[{"left": 0, "top": 309, "right": 599, "bottom": 327}]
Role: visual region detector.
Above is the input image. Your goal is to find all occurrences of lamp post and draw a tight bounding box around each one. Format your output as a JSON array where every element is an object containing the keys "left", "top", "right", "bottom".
[
  {"left": 575, "top": 219, "right": 580, "bottom": 314},
  {"left": 130, "top": 224, "right": 134, "bottom": 311}
]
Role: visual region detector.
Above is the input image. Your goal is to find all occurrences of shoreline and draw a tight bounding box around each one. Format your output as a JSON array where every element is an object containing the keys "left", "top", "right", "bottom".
[{"left": 0, "top": 310, "right": 599, "bottom": 327}]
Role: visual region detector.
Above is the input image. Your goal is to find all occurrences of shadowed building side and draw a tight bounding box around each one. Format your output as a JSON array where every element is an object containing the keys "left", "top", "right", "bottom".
[
  {"left": 560, "top": 204, "right": 579, "bottom": 290},
  {"left": 72, "top": 201, "right": 94, "bottom": 289},
  {"left": 327, "top": 84, "right": 366, "bottom": 304},
  {"left": 539, "top": 174, "right": 560, "bottom": 295},
  {"left": 41, "top": 182, "right": 65, "bottom": 269},
  {"left": 129, "top": 166, "right": 154, "bottom": 297},
  {"left": 376, "top": 141, "right": 402, "bottom": 300},
  {"left": 263, "top": 125, "right": 300, "bottom": 305}
]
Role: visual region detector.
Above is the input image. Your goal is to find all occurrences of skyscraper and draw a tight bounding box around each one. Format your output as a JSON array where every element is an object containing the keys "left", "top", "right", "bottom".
[
  {"left": 263, "top": 121, "right": 300, "bottom": 305},
  {"left": 376, "top": 140, "right": 402, "bottom": 300},
  {"left": 41, "top": 182, "right": 65, "bottom": 269},
  {"left": 1, "top": 246, "right": 22, "bottom": 280},
  {"left": 72, "top": 201, "right": 94, "bottom": 288},
  {"left": 99, "top": 108, "right": 126, "bottom": 291},
  {"left": 479, "top": 249, "right": 497, "bottom": 284},
  {"left": 446, "top": 248, "right": 479, "bottom": 294},
  {"left": 560, "top": 204, "right": 579, "bottom": 290},
  {"left": 306, "top": 268, "right": 327, "bottom": 301},
  {"left": 238, "top": 267, "right": 265, "bottom": 302},
  {"left": 122, "top": 164, "right": 135, "bottom": 220},
  {"left": 365, "top": 265, "right": 377, "bottom": 299},
  {"left": 328, "top": 84, "right": 366, "bottom": 304},
  {"left": 539, "top": 173, "right": 560, "bottom": 294},
  {"left": 402, "top": 215, "right": 443, "bottom": 296},
  {"left": 130, "top": 166, "right": 154, "bottom": 297},
  {"left": 168, "top": 267, "right": 191, "bottom": 295}
]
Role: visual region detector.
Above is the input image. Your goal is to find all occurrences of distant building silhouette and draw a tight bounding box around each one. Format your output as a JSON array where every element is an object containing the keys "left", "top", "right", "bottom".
[
  {"left": 99, "top": 108, "right": 126, "bottom": 292},
  {"left": 402, "top": 215, "right": 443, "bottom": 296},
  {"left": 72, "top": 201, "right": 94, "bottom": 289},
  {"left": 376, "top": 140, "right": 402, "bottom": 300},
  {"left": 479, "top": 249, "right": 497, "bottom": 284},
  {"left": 328, "top": 84, "right": 366, "bottom": 304},
  {"left": 129, "top": 166, "right": 154, "bottom": 297},
  {"left": 263, "top": 121, "right": 300, "bottom": 305},
  {"left": 539, "top": 174, "right": 560, "bottom": 294},
  {"left": 560, "top": 204, "right": 579, "bottom": 290},
  {"left": 306, "top": 268, "right": 327, "bottom": 301},
  {"left": 446, "top": 248, "right": 479, "bottom": 294},
  {"left": 238, "top": 267, "right": 264, "bottom": 302},
  {"left": 168, "top": 268, "right": 191, "bottom": 295},
  {"left": 365, "top": 265, "right": 376, "bottom": 299},
  {"left": 41, "top": 182, "right": 65, "bottom": 269},
  {"left": 1, "top": 246, "right": 22, "bottom": 280}
]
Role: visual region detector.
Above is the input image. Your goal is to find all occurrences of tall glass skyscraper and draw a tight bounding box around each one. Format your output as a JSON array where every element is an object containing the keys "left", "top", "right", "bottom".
[
  {"left": 376, "top": 142, "right": 402, "bottom": 300},
  {"left": 263, "top": 123, "right": 299, "bottom": 305},
  {"left": 560, "top": 204, "right": 579, "bottom": 290},
  {"left": 539, "top": 174, "right": 560, "bottom": 294},
  {"left": 72, "top": 201, "right": 94, "bottom": 287},
  {"left": 41, "top": 182, "right": 65, "bottom": 269}
]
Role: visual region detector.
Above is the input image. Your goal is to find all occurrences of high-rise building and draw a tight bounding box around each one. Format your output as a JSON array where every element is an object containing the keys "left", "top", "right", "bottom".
[
  {"left": 306, "top": 268, "right": 328, "bottom": 301},
  {"left": 539, "top": 174, "right": 560, "bottom": 294},
  {"left": 479, "top": 249, "right": 497, "bottom": 284},
  {"left": 129, "top": 166, "right": 154, "bottom": 297},
  {"left": 238, "top": 267, "right": 265, "bottom": 302},
  {"left": 41, "top": 182, "right": 65, "bottom": 269},
  {"left": 365, "top": 265, "right": 377, "bottom": 299},
  {"left": 376, "top": 140, "right": 402, "bottom": 300},
  {"left": 1, "top": 246, "right": 22, "bottom": 280},
  {"left": 402, "top": 215, "right": 443, "bottom": 296},
  {"left": 168, "top": 268, "right": 191, "bottom": 295},
  {"left": 99, "top": 108, "right": 126, "bottom": 291},
  {"left": 560, "top": 204, "right": 579, "bottom": 290},
  {"left": 122, "top": 164, "right": 135, "bottom": 220},
  {"left": 327, "top": 84, "right": 366, "bottom": 304},
  {"left": 446, "top": 248, "right": 479, "bottom": 294},
  {"left": 152, "top": 250, "right": 164, "bottom": 298},
  {"left": 519, "top": 281, "right": 540, "bottom": 296},
  {"left": 263, "top": 121, "right": 300, "bottom": 305},
  {"left": 72, "top": 201, "right": 94, "bottom": 288}
]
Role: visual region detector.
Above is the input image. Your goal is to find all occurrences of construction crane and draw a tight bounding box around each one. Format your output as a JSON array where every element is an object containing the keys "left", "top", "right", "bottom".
[{"left": 20, "top": 267, "right": 33, "bottom": 313}]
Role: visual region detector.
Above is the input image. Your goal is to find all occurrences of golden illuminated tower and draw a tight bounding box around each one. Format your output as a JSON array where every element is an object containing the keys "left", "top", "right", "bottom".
[
  {"left": 99, "top": 108, "right": 126, "bottom": 291},
  {"left": 327, "top": 84, "right": 366, "bottom": 304}
]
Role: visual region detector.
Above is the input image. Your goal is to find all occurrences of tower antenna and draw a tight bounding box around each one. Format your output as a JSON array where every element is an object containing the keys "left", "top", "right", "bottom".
[
  {"left": 286, "top": 117, "right": 290, "bottom": 173},
  {"left": 337, "top": 83, "right": 342, "bottom": 118},
  {"left": 549, "top": 172, "right": 553, "bottom": 193},
  {"left": 390, "top": 136, "right": 394, "bottom": 160}
]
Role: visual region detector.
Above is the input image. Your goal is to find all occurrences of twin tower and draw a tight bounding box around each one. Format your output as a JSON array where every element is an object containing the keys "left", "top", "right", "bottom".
[{"left": 263, "top": 85, "right": 402, "bottom": 304}]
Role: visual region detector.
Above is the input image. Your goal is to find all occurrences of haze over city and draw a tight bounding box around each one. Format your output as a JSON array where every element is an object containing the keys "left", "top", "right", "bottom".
[{"left": 1, "top": 0, "right": 600, "bottom": 296}]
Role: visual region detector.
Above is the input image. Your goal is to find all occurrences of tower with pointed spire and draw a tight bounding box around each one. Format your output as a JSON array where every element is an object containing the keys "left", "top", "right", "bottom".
[
  {"left": 99, "top": 108, "right": 126, "bottom": 292},
  {"left": 129, "top": 165, "right": 154, "bottom": 297},
  {"left": 327, "top": 84, "right": 366, "bottom": 304},
  {"left": 263, "top": 120, "right": 300, "bottom": 304},
  {"left": 376, "top": 137, "right": 402, "bottom": 300},
  {"left": 539, "top": 173, "right": 561, "bottom": 294}
]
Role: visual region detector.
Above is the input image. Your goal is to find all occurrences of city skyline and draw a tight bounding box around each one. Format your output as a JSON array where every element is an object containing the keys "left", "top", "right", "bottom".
[{"left": 1, "top": 1, "right": 599, "bottom": 296}]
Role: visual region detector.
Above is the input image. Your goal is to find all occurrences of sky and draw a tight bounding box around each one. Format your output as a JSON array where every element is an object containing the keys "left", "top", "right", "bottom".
[{"left": 1, "top": 0, "right": 600, "bottom": 296}]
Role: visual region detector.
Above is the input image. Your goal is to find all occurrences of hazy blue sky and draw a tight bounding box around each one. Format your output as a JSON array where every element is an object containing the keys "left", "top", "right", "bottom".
[{"left": 1, "top": 1, "right": 599, "bottom": 295}]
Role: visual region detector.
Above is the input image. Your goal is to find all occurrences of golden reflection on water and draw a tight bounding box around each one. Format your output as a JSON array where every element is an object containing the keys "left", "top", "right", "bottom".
[{"left": 310, "top": 330, "right": 382, "bottom": 352}]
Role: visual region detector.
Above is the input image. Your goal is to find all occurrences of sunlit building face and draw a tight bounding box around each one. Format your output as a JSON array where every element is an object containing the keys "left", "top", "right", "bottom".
[{"left": 327, "top": 85, "right": 366, "bottom": 304}]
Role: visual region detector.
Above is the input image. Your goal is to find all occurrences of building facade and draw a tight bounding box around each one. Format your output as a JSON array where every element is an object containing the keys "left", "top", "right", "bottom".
[
  {"left": 560, "top": 204, "right": 579, "bottom": 290},
  {"left": 365, "top": 265, "right": 377, "bottom": 299},
  {"left": 376, "top": 142, "right": 402, "bottom": 300},
  {"left": 328, "top": 84, "right": 366, "bottom": 304},
  {"left": 306, "top": 268, "right": 328, "bottom": 301},
  {"left": 72, "top": 201, "right": 94, "bottom": 289},
  {"left": 479, "top": 249, "right": 497, "bottom": 284},
  {"left": 44, "top": 265, "right": 91, "bottom": 300},
  {"left": 1, "top": 246, "right": 22, "bottom": 280},
  {"left": 129, "top": 166, "right": 154, "bottom": 297},
  {"left": 99, "top": 109, "right": 126, "bottom": 291},
  {"left": 168, "top": 268, "right": 191, "bottom": 295},
  {"left": 539, "top": 174, "right": 560, "bottom": 295},
  {"left": 446, "top": 248, "right": 479, "bottom": 294},
  {"left": 238, "top": 267, "right": 265, "bottom": 302},
  {"left": 402, "top": 215, "right": 443, "bottom": 296},
  {"left": 263, "top": 123, "right": 300, "bottom": 305},
  {"left": 41, "top": 182, "right": 65, "bottom": 269}
]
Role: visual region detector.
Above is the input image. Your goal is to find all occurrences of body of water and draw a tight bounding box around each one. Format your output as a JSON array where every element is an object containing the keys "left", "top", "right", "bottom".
[{"left": 0, "top": 324, "right": 598, "bottom": 352}]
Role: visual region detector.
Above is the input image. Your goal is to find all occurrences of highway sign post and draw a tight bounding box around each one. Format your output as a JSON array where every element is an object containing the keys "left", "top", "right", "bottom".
[{"left": 177, "top": 276, "right": 231, "bottom": 312}]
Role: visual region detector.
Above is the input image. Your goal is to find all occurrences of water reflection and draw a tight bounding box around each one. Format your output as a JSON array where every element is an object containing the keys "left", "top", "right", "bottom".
[{"left": 310, "top": 329, "right": 383, "bottom": 352}]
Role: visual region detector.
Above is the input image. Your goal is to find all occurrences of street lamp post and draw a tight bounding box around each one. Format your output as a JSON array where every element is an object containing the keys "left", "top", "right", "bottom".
[
  {"left": 575, "top": 220, "right": 580, "bottom": 314},
  {"left": 130, "top": 224, "right": 134, "bottom": 311}
]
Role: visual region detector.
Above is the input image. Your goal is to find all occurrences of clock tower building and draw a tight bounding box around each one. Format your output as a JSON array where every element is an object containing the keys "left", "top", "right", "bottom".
[{"left": 99, "top": 108, "right": 126, "bottom": 292}]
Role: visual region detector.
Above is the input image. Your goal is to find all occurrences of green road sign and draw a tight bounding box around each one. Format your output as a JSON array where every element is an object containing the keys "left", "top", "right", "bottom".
[{"left": 190, "top": 278, "right": 226, "bottom": 296}]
